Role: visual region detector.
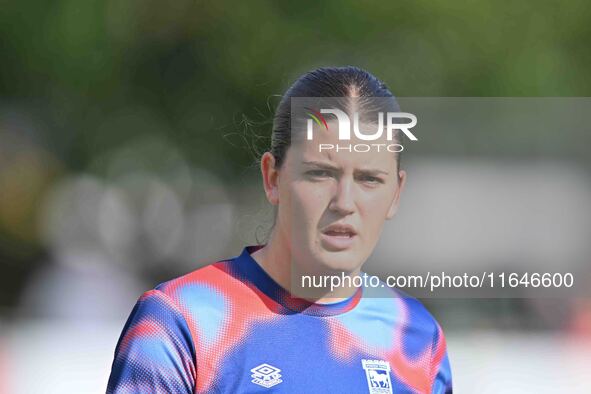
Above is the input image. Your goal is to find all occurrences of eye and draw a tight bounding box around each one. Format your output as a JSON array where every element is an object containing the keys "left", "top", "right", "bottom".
[
  {"left": 306, "top": 169, "right": 332, "bottom": 178},
  {"left": 357, "top": 174, "right": 384, "bottom": 184}
]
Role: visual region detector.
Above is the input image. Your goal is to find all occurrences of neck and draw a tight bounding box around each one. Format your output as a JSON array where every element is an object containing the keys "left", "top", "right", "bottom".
[{"left": 250, "top": 229, "right": 360, "bottom": 303}]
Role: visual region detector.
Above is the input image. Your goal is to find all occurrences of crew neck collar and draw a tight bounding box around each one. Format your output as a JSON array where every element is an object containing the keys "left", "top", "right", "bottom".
[{"left": 232, "top": 245, "right": 363, "bottom": 317}]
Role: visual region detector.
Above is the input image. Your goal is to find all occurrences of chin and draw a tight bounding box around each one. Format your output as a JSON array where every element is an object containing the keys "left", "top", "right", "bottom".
[
  {"left": 314, "top": 248, "right": 364, "bottom": 273},
  {"left": 291, "top": 238, "right": 364, "bottom": 274}
]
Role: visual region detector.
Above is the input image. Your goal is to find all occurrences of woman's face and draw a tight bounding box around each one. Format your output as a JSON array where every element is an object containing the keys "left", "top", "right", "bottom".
[{"left": 264, "top": 120, "right": 406, "bottom": 276}]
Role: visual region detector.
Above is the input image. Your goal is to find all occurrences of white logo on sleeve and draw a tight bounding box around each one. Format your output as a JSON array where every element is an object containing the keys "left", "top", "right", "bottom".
[
  {"left": 251, "top": 363, "right": 283, "bottom": 388},
  {"left": 362, "top": 359, "right": 393, "bottom": 394}
]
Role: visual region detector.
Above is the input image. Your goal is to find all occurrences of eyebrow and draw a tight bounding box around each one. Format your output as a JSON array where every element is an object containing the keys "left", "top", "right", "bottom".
[{"left": 301, "top": 160, "right": 390, "bottom": 175}]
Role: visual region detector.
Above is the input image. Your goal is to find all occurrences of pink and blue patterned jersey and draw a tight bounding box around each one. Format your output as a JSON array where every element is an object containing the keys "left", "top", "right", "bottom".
[{"left": 107, "top": 245, "right": 452, "bottom": 393}]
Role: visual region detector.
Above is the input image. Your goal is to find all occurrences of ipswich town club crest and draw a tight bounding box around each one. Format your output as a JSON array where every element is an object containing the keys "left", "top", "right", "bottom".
[{"left": 362, "top": 359, "right": 393, "bottom": 394}]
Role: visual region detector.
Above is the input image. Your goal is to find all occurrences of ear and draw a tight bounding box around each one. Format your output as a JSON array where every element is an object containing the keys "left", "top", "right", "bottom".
[
  {"left": 260, "top": 151, "right": 280, "bottom": 205},
  {"left": 386, "top": 169, "right": 406, "bottom": 220}
]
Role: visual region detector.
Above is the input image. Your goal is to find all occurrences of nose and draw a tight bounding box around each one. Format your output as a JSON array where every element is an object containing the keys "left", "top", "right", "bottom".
[{"left": 329, "top": 176, "right": 356, "bottom": 216}]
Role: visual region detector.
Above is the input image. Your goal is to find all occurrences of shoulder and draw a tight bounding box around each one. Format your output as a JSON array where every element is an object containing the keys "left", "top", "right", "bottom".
[
  {"left": 115, "top": 255, "right": 242, "bottom": 343},
  {"left": 141, "top": 248, "right": 263, "bottom": 320},
  {"left": 117, "top": 258, "right": 241, "bottom": 355},
  {"left": 149, "top": 257, "right": 239, "bottom": 313}
]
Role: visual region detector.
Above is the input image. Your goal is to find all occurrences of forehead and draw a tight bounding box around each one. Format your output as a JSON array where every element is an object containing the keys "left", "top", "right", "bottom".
[{"left": 289, "top": 119, "right": 397, "bottom": 171}]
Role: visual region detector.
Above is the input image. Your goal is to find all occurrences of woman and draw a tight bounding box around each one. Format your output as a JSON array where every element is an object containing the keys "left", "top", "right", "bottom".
[{"left": 107, "top": 66, "right": 452, "bottom": 394}]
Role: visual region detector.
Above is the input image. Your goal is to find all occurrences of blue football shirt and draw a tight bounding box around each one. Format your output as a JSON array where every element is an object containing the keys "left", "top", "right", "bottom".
[{"left": 107, "top": 245, "right": 452, "bottom": 393}]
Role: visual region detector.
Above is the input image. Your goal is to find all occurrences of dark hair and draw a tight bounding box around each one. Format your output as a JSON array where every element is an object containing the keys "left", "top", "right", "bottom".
[{"left": 270, "top": 66, "right": 403, "bottom": 172}]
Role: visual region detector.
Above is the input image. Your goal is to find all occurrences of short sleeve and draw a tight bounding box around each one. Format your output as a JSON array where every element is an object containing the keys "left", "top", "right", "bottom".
[
  {"left": 430, "top": 324, "right": 453, "bottom": 394},
  {"left": 107, "top": 289, "right": 196, "bottom": 394}
]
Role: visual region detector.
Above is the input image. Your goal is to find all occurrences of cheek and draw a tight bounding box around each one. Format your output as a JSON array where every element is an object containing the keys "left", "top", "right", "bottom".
[
  {"left": 359, "top": 189, "right": 396, "bottom": 226},
  {"left": 289, "top": 181, "right": 330, "bottom": 224}
]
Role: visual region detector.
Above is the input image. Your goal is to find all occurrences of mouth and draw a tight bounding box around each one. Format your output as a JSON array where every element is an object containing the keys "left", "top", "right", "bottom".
[
  {"left": 321, "top": 222, "right": 358, "bottom": 237},
  {"left": 322, "top": 228, "right": 356, "bottom": 238},
  {"left": 320, "top": 223, "right": 357, "bottom": 250}
]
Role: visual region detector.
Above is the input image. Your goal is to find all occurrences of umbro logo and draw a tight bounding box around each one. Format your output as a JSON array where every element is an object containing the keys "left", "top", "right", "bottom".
[{"left": 251, "top": 363, "right": 282, "bottom": 388}]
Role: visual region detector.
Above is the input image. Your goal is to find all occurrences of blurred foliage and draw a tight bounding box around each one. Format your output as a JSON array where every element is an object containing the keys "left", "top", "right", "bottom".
[{"left": 1, "top": 0, "right": 590, "bottom": 173}]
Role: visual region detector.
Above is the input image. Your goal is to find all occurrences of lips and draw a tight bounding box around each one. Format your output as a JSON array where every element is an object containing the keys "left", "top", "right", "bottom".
[
  {"left": 321, "top": 223, "right": 357, "bottom": 238},
  {"left": 320, "top": 223, "right": 357, "bottom": 251}
]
